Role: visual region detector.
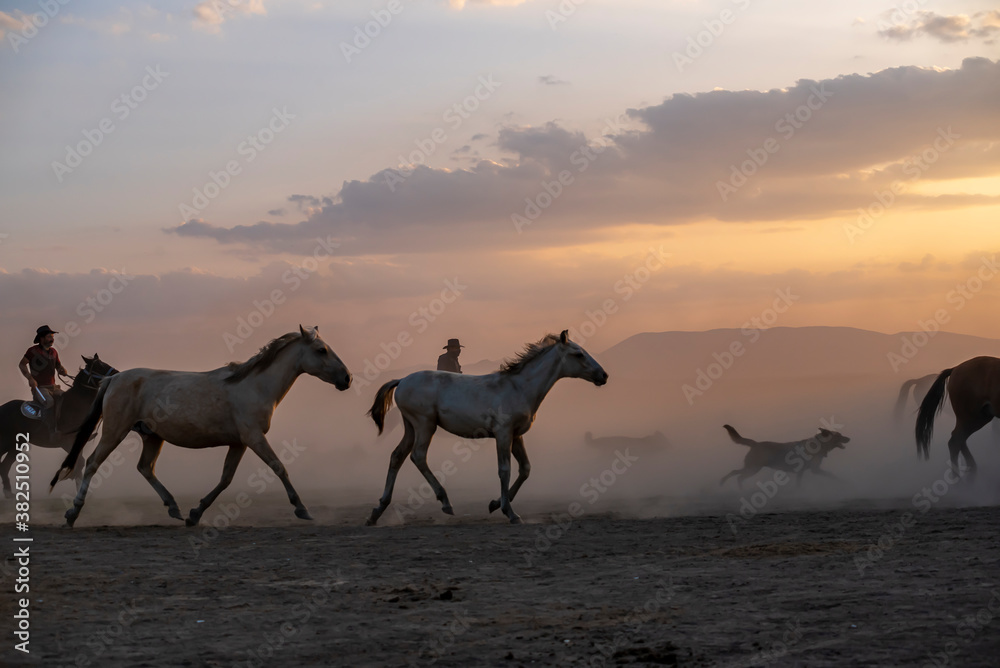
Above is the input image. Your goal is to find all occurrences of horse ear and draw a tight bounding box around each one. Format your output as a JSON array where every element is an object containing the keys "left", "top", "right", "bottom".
[
  {"left": 560, "top": 330, "right": 569, "bottom": 344},
  {"left": 819, "top": 428, "right": 831, "bottom": 436}
]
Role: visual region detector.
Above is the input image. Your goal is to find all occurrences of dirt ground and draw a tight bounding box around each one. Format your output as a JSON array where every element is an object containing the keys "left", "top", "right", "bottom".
[{"left": 2, "top": 494, "right": 999, "bottom": 668}]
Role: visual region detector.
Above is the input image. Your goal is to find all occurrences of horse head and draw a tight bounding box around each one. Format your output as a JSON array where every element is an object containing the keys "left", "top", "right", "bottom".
[
  {"left": 76, "top": 353, "right": 118, "bottom": 390},
  {"left": 297, "top": 325, "right": 352, "bottom": 391},
  {"left": 556, "top": 330, "right": 608, "bottom": 386}
]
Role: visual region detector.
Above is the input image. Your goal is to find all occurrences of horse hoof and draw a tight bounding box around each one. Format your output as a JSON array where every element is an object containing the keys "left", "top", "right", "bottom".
[
  {"left": 185, "top": 510, "right": 202, "bottom": 527},
  {"left": 168, "top": 508, "right": 184, "bottom": 521},
  {"left": 3, "top": 490, "right": 13, "bottom": 500},
  {"left": 509, "top": 516, "right": 523, "bottom": 525},
  {"left": 295, "top": 508, "right": 313, "bottom": 521},
  {"left": 442, "top": 505, "right": 454, "bottom": 516},
  {"left": 488, "top": 500, "right": 500, "bottom": 514}
]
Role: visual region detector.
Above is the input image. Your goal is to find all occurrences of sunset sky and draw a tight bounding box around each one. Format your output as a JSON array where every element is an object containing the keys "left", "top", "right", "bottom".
[{"left": 1, "top": 0, "right": 999, "bottom": 375}]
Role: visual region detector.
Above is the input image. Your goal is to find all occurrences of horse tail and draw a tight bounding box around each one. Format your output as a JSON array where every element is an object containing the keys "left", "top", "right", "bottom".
[
  {"left": 50, "top": 378, "right": 109, "bottom": 491},
  {"left": 893, "top": 378, "right": 919, "bottom": 423},
  {"left": 915, "top": 369, "right": 953, "bottom": 461},
  {"left": 723, "top": 424, "right": 754, "bottom": 446},
  {"left": 368, "top": 379, "right": 401, "bottom": 435}
]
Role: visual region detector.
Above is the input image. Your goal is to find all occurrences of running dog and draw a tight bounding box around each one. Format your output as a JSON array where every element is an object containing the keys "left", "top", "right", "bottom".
[{"left": 719, "top": 424, "right": 849, "bottom": 487}]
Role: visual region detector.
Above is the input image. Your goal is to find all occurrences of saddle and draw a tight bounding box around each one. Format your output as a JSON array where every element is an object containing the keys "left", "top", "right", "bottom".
[{"left": 19, "top": 389, "right": 63, "bottom": 427}]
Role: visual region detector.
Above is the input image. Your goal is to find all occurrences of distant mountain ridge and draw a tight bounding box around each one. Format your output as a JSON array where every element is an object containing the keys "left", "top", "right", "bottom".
[{"left": 598, "top": 326, "right": 1000, "bottom": 381}]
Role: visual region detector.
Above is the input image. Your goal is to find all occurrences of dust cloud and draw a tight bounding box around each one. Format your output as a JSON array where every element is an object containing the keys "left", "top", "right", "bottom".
[{"left": 7, "top": 326, "right": 1000, "bottom": 528}]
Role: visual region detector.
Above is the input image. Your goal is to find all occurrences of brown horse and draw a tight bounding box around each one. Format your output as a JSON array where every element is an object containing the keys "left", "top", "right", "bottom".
[
  {"left": 915, "top": 356, "right": 1000, "bottom": 476},
  {"left": 0, "top": 354, "right": 117, "bottom": 497}
]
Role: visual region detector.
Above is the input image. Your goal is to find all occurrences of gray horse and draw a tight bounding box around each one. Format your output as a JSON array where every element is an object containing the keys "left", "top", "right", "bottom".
[
  {"left": 366, "top": 330, "right": 608, "bottom": 525},
  {"left": 52, "top": 326, "right": 351, "bottom": 527}
]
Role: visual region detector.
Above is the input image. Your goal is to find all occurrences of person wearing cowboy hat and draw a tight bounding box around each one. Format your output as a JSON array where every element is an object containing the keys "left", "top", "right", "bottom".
[
  {"left": 437, "top": 338, "right": 464, "bottom": 374},
  {"left": 18, "top": 325, "right": 68, "bottom": 432}
]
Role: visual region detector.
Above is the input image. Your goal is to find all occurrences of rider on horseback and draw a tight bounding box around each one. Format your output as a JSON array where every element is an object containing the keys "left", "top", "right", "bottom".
[{"left": 18, "top": 325, "right": 68, "bottom": 433}]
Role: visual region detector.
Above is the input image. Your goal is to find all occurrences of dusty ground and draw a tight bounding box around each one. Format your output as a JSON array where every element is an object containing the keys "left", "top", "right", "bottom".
[{"left": 2, "top": 495, "right": 999, "bottom": 667}]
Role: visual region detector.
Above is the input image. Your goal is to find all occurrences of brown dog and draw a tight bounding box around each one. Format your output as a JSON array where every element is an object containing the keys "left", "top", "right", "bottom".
[{"left": 719, "top": 424, "right": 849, "bottom": 487}]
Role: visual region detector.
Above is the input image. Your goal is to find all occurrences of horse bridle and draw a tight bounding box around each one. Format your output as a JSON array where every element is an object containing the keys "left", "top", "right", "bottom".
[{"left": 63, "top": 364, "right": 120, "bottom": 391}]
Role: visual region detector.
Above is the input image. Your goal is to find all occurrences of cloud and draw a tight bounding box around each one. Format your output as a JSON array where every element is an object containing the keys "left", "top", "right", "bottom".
[
  {"left": 0, "top": 10, "right": 31, "bottom": 40},
  {"left": 193, "top": 0, "right": 266, "bottom": 34},
  {"left": 448, "top": 0, "right": 533, "bottom": 9},
  {"left": 878, "top": 11, "right": 1000, "bottom": 43},
  {"left": 166, "top": 58, "right": 1000, "bottom": 256},
  {"left": 539, "top": 75, "right": 570, "bottom": 86}
]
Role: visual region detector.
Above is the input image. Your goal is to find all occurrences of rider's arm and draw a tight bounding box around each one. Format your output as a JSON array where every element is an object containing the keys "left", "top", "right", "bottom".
[
  {"left": 18, "top": 356, "right": 37, "bottom": 388},
  {"left": 53, "top": 349, "right": 67, "bottom": 376}
]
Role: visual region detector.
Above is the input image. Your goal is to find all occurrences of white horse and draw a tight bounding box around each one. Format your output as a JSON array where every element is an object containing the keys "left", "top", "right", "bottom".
[
  {"left": 366, "top": 331, "right": 608, "bottom": 525},
  {"left": 51, "top": 326, "right": 352, "bottom": 527}
]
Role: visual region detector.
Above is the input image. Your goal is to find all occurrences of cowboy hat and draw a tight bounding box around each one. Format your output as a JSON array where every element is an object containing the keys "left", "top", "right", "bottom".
[{"left": 34, "top": 325, "right": 58, "bottom": 344}]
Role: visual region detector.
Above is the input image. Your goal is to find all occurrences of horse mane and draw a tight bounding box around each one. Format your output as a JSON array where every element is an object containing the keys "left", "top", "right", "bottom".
[
  {"left": 498, "top": 333, "right": 561, "bottom": 375},
  {"left": 224, "top": 332, "right": 301, "bottom": 383}
]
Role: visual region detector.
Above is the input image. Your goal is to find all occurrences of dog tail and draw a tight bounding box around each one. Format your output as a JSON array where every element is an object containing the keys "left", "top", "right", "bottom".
[{"left": 723, "top": 424, "right": 754, "bottom": 446}]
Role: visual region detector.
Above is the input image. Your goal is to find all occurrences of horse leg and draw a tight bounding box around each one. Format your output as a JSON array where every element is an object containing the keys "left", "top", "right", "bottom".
[
  {"left": 409, "top": 431, "right": 453, "bottom": 517},
  {"left": 243, "top": 433, "right": 311, "bottom": 521},
  {"left": 0, "top": 445, "right": 14, "bottom": 499},
  {"left": 367, "top": 419, "right": 416, "bottom": 526},
  {"left": 959, "top": 444, "right": 978, "bottom": 480},
  {"left": 186, "top": 445, "right": 247, "bottom": 527},
  {"left": 135, "top": 435, "right": 183, "bottom": 521},
  {"left": 490, "top": 436, "right": 529, "bottom": 513},
  {"left": 65, "top": 422, "right": 132, "bottom": 527},
  {"left": 948, "top": 416, "right": 987, "bottom": 482},
  {"left": 494, "top": 430, "right": 521, "bottom": 524}
]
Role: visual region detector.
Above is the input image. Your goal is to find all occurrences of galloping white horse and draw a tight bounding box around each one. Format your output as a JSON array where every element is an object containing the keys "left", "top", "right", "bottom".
[
  {"left": 366, "top": 330, "right": 608, "bottom": 525},
  {"left": 51, "top": 326, "right": 352, "bottom": 527}
]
